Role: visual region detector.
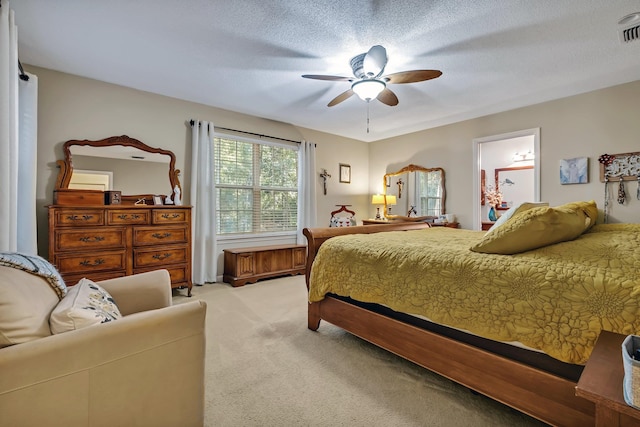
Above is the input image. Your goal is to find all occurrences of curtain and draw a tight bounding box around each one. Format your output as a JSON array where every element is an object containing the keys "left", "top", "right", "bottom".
[
  {"left": 297, "top": 141, "right": 317, "bottom": 244},
  {"left": 17, "top": 73, "right": 38, "bottom": 254},
  {"left": 190, "top": 120, "right": 217, "bottom": 284},
  {"left": 0, "top": 0, "right": 38, "bottom": 254}
]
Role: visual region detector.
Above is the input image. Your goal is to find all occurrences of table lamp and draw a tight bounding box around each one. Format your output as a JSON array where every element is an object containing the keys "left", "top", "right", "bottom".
[
  {"left": 371, "top": 194, "right": 385, "bottom": 219},
  {"left": 385, "top": 194, "right": 397, "bottom": 216}
]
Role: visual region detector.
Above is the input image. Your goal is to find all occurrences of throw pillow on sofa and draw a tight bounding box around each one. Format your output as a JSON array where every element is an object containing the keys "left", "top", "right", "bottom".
[
  {"left": 0, "top": 266, "right": 61, "bottom": 348},
  {"left": 50, "top": 278, "right": 122, "bottom": 334}
]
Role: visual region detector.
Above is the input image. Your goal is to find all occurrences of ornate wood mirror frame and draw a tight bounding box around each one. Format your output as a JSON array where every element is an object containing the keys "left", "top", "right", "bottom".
[
  {"left": 55, "top": 135, "right": 181, "bottom": 204},
  {"left": 383, "top": 164, "right": 446, "bottom": 221}
]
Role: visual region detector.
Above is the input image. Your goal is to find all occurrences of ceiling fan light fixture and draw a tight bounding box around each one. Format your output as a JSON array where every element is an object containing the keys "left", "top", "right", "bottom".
[{"left": 352, "top": 79, "right": 386, "bottom": 101}]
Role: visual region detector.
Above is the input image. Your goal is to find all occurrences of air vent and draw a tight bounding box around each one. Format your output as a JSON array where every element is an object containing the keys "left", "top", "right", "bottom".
[
  {"left": 619, "top": 13, "right": 640, "bottom": 43},
  {"left": 620, "top": 24, "right": 640, "bottom": 43}
]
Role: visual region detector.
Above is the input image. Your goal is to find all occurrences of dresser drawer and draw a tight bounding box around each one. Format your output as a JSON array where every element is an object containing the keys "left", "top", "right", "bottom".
[
  {"left": 53, "top": 228, "right": 126, "bottom": 252},
  {"left": 152, "top": 209, "right": 188, "bottom": 224},
  {"left": 133, "top": 226, "right": 189, "bottom": 246},
  {"left": 134, "top": 246, "right": 188, "bottom": 268},
  {"left": 135, "top": 264, "right": 189, "bottom": 286},
  {"left": 55, "top": 250, "right": 127, "bottom": 275},
  {"left": 61, "top": 270, "right": 127, "bottom": 286},
  {"left": 107, "top": 209, "right": 151, "bottom": 225},
  {"left": 53, "top": 209, "right": 105, "bottom": 227}
]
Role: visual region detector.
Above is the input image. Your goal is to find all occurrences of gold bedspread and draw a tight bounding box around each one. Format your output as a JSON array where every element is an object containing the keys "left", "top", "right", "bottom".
[{"left": 309, "top": 223, "right": 640, "bottom": 364}]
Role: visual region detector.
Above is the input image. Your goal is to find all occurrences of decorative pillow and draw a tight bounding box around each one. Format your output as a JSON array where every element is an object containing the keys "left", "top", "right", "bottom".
[
  {"left": 486, "top": 201, "right": 549, "bottom": 234},
  {"left": 471, "top": 200, "right": 598, "bottom": 254},
  {"left": 0, "top": 266, "right": 60, "bottom": 348},
  {"left": 50, "top": 278, "right": 122, "bottom": 334}
]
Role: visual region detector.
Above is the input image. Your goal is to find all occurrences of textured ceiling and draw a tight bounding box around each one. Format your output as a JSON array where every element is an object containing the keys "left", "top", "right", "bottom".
[{"left": 11, "top": 0, "right": 640, "bottom": 142}]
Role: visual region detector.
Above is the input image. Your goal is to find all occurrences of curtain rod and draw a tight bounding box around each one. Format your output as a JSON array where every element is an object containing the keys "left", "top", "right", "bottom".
[
  {"left": 189, "top": 120, "right": 300, "bottom": 144},
  {"left": 18, "top": 60, "right": 29, "bottom": 81}
]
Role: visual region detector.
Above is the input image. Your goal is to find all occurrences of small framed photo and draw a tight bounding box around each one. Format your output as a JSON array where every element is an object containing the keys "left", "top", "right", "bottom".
[
  {"left": 339, "top": 163, "right": 351, "bottom": 183},
  {"left": 153, "top": 195, "right": 163, "bottom": 205}
]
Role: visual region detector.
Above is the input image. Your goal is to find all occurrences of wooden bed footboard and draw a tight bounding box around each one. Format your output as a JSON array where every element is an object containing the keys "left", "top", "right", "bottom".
[{"left": 303, "top": 224, "right": 596, "bottom": 426}]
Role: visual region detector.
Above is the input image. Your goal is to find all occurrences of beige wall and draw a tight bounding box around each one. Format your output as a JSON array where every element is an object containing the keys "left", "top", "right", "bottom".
[
  {"left": 28, "top": 65, "right": 369, "bottom": 264},
  {"left": 370, "top": 80, "right": 640, "bottom": 228},
  {"left": 30, "top": 64, "right": 640, "bottom": 265}
]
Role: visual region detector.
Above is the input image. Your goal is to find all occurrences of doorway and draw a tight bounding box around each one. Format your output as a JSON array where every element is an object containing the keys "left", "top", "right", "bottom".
[{"left": 472, "top": 128, "right": 540, "bottom": 230}]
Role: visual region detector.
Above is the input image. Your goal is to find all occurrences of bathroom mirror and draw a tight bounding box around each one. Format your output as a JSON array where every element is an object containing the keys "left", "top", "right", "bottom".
[
  {"left": 55, "top": 135, "right": 181, "bottom": 204},
  {"left": 383, "top": 164, "right": 446, "bottom": 220}
]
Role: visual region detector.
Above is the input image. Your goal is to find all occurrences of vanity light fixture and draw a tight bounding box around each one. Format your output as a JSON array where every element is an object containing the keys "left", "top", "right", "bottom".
[{"left": 512, "top": 151, "right": 535, "bottom": 162}]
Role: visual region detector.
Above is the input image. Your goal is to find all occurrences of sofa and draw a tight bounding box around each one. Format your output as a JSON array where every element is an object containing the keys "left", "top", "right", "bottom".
[{"left": 0, "top": 265, "right": 207, "bottom": 427}]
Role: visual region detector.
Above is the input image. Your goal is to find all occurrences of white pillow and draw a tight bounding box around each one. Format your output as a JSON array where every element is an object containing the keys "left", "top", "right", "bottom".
[{"left": 50, "top": 278, "right": 122, "bottom": 334}]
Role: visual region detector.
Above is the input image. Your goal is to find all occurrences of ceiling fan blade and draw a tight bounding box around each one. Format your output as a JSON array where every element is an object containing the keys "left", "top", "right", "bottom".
[
  {"left": 363, "top": 45, "right": 388, "bottom": 78},
  {"left": 383, "top": 70, "right": 442, "bottom": 84},
  {"left": 302, "top": 74, "right": 353, "bottom": 82},
  {"left": 328, "top": 89, "right": 354, "bottom": 107},
  {"left": 377, "top": 88, "right": 399, "bottom": 106}
]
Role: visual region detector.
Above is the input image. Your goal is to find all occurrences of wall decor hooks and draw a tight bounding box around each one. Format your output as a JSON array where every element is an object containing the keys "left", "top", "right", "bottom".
[{"left": 599, "top": 151, "right": 640, "bottom": 182}]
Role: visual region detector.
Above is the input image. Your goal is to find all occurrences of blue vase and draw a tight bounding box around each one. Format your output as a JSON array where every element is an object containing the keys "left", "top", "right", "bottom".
[{"left": 488, "top": 206, "right": 497, "bottom": 221}]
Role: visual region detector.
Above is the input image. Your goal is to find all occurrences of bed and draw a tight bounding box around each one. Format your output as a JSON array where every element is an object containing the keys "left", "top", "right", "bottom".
[{"left": 303, "top": 203, "right": 640, "bottom": 426}]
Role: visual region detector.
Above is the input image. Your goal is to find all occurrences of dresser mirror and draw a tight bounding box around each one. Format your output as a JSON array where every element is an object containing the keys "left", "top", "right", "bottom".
[
  {"left": 55, "top": 135, "right": 181, "bottom": 203},
  {"left": 383, "top": 164, "right": 446, "bottom": 220}
]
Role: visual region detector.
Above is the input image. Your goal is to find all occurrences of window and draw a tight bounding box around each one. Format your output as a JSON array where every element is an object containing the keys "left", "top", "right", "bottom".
[
  {"left": 215, "top": 136, "right": 298, "bottom": 235},
  {"left": 419, "top": 171, "right": 443, "bottom": 216}
]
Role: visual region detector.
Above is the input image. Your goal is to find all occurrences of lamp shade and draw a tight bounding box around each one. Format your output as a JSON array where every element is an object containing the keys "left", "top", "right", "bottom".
[
  {"left": 385, "top": 195, "right": 397, "bottom": 205},
  {"left": 352, "top": 79, "right": 386, "bottom": 101},
  {"left": 371, "top": 194, "right": 385, "bottom": 205}
]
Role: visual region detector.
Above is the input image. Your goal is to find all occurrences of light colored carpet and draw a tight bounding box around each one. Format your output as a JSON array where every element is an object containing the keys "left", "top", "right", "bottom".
[{"left": 173, "top": 276, "right": 548, "bottom": 427}]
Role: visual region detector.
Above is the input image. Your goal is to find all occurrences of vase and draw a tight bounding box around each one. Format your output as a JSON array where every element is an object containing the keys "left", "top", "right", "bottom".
[{"left": 488, "top": 206, "right": 498, "bottom": 221}]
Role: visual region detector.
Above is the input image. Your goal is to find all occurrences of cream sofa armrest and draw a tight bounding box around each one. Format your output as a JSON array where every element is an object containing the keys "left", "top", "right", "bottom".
[
  {"left": 0, "top": 300, "right": 206, "bottom": 427},
  {"left": 98, "top": 269, "right": 172, "bottom": 315}
]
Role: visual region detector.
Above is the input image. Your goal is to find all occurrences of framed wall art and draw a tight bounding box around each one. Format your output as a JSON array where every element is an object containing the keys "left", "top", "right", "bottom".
[
  {"left": 560, "top": 157, "right": 588, "bottom": 184},
  {"left": 339, "top": 163, "right": 351, "bottom": 183}
]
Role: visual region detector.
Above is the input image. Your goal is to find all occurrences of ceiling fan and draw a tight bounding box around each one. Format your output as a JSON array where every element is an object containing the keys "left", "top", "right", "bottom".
[{"left": 302, "top": 45, "right": 442, "bottom": 107}]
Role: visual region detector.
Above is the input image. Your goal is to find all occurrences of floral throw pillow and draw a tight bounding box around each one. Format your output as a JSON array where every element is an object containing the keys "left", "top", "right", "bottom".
[{"left": 50, "top": 278, "right": 122, "bottom": 334}]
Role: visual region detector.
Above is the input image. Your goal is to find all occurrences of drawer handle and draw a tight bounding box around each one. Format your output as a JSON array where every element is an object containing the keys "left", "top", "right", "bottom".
[
  {"left": 161, "top": 213, "right": 181, "bottom": 219},
  {"left": 117, "top": 214, "right": 141, "bottom": 220},
  {"left": 79, "top": 258, "right": 105, "bottom": 267},
  {"left": 152, "top": 253, "right": 172, "bottom": 261},
  {"left": 79, "top": 236, "right": 105, "bottom": 243},
  {"left": 151, "top": 232, "right": 172, "bottom": 239},
  {"left": 67, "top": 214, "right": 94, "bottom": 221}
]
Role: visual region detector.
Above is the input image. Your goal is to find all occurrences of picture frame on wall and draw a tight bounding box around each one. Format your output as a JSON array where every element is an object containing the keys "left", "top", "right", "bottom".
[
  {"left": 339, "top": 163, "right": 351, "bottom": 183},
  {"left": 560, "top": 157, "right": 588, "bottom": 184}
]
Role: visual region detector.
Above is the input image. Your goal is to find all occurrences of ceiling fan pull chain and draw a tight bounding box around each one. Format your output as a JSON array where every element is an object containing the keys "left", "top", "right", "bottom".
[{"left": 366, "top": 102, "right": 370, "bottom": 133}]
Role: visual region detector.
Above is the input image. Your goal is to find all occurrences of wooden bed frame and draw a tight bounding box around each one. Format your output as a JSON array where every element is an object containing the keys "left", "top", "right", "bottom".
[{"left": 303, "top": 223, "right": 595, "bottom": 426}]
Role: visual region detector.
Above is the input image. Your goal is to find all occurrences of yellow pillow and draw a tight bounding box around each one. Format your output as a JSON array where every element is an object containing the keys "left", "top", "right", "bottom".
[
  {"left": 471, "top": 200, "right": 598, "bottom": 254},
  {"left": 486, "top": 201, "right": 549, "bottom": 234}
]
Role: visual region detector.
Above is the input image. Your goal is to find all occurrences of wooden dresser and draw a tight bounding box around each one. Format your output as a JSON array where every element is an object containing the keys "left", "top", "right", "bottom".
[
  {"left": 48, "top": 205, "right": 192, "bottom": 296},
  {"left": 362, "top": 219, "right": 459, "bottom": 228}
]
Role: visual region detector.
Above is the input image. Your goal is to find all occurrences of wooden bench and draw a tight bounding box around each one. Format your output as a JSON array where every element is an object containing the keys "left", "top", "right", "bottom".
[{"left": 223, "top": 244, "right": 306, "bottom": 287}]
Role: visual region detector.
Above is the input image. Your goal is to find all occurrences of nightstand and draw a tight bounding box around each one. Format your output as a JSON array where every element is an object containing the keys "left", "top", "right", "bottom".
[
  {"left": 481, "top": 221, "right": 495, "bottom": 231},
  {"left": 576, "top": 331, "right": 640, "bottom": 426}
]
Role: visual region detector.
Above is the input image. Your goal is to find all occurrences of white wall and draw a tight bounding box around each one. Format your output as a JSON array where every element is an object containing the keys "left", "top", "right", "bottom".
[{"left": 369, "top": 80, "right": 640, "bottom": 228}]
